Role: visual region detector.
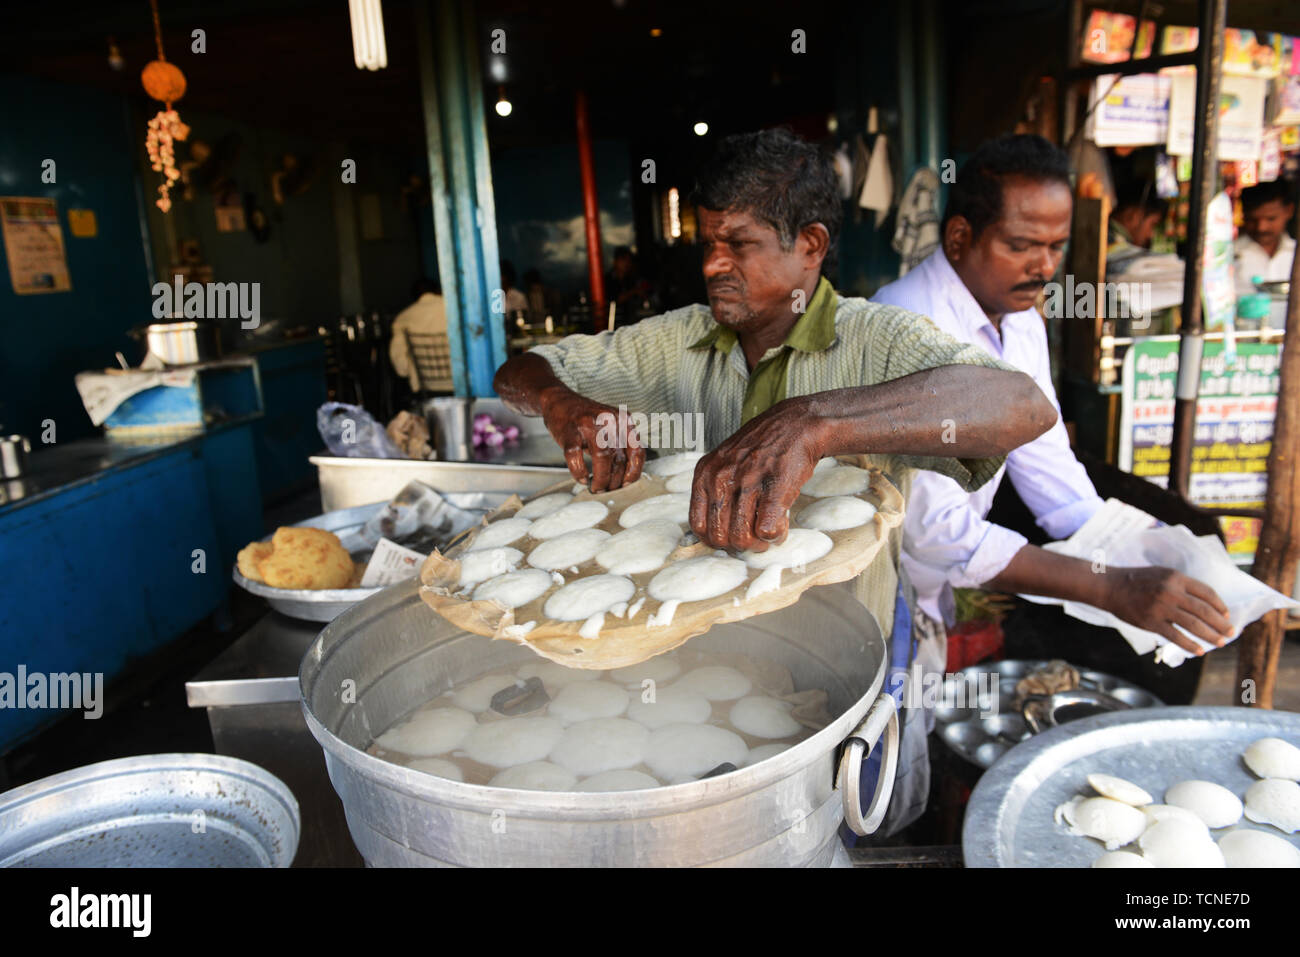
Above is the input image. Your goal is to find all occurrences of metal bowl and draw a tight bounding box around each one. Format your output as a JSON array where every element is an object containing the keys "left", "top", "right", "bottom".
[
  {"left": 299, "top": 581, "right": 899, "bottom": 867},
  {"left": 235, "top": 493, "right": 513, "bottom": 622},
  {"left": 0, "top": 753, "right": 299, "bottom": 867},
  {"left": 934, "top": 660, "right": 1163, "bottom": 769},
  {"left": 233, "top": 503, "right": 387, "bottom": 622}
]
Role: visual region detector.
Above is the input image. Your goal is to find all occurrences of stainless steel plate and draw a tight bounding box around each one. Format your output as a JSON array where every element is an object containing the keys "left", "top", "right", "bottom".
[
  {"left": 0, "top": 753, "right": 300, "bottom": 867},
  {"left": 234, "top": 493, "right": 511, "bottom": 622},
  {"left": 934, "top": 659, "right": 1163, "bottom": 769},
  {"left": 963, "top": 705, "right": 1300, "bottom": 868}
]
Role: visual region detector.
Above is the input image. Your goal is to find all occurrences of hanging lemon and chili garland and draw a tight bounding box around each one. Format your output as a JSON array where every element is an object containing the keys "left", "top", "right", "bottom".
[{"left": 142, "top": 0, "right": 188, "bottom": 213}]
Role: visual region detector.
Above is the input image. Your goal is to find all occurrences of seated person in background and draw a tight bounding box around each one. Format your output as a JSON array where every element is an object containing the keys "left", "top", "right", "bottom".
[
  {"left": 501, "top": 260, "right": 530, "bottom": 315},
  {"left": 1107, "top": 182, "right": 1167, "bottom": 262},
  {"left": 389, "top": 277, "right": 452, "bottom": 393},
  {"left": 1234, "top": 180, "right": 1296, "bottom": 298},
  {"left": 523, "top": 268, "right": 554, "bottom": 322},
  {"left": 872, "top": 134, "right": 1231, "bottom": 660},
  {"left": 606, "top": 245, "right": 651, "bottom": 322}
]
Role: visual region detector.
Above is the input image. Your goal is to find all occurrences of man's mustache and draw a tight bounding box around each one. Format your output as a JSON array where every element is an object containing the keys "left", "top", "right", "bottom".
[
  {"left": 707, "top": 279, "right": 743, "bottom": 294},
  {"left": 1013, "top": 279, "right": 1048, "bottom": 292}
]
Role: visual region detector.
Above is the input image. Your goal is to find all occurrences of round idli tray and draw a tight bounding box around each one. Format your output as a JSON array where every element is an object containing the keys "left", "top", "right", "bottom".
[
  {"left": 962, "top": 705, "right": 1300, "bottom": 867},
  {"left": 0, "top": 753, "right": 300, "bottom": 867},
  {"left": 934, "top": 659, "right": 1162, "bottom": 769}
]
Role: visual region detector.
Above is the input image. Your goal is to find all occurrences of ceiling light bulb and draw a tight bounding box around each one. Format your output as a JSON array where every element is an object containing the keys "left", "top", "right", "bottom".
[
  {"left": 693, "top": 122, "right": 708, "bottom": 136},
  {"left": 349, "top": 0, "right": 388, "bottom": 71}
]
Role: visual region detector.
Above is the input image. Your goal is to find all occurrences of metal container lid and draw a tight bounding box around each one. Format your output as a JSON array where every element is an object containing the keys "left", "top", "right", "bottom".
[{"left": 0, "top": 753, "right": 300, "bottom": 867}]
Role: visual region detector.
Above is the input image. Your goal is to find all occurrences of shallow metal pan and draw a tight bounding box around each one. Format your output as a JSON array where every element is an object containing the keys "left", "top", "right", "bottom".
[
  {"left": 963, "top": 705, "right": 1300, "bottom": 867},
  {"left": 0, "top": 753, "right": 299, "bottom": 867}
]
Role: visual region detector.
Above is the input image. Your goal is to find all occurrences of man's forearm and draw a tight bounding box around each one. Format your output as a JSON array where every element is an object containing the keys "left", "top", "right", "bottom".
[
  {"left": 983, "top": 545, "right": 1106, "bottom": 605},
  {"left": 983, "top": 542, "right": 1232, "bottom": 654},
  {"left": 494, "top": 353, "right": 574, "bottom": 417},
  {"left": 800, "top": 365, "right": 1057, "bottom": 459}
]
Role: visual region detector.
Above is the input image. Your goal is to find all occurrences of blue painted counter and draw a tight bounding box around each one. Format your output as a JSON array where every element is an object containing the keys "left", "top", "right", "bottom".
[
  {"left": 243, "top": 337, "right": 328, "bottom": 503},
  {"left": 0, "top": 418, "right": 264, "bottom": 753}
]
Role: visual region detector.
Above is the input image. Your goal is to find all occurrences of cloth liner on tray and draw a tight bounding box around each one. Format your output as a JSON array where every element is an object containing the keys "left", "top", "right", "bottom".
[
  {"left": 1021, "top": 499, "right": 1300, "bottom": 667},
  {"left": 419, "top": 458, "right": 904, "bottom": 670}
]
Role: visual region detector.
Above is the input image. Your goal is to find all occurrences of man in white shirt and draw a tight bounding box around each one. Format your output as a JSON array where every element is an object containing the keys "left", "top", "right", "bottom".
[
  {"left": 873, "top": 135, "right": 1231, "bottom": 658},
  {"left": 1234, "top": 180, "right": 1296, "bottom": 298},
  {"left": 389, "top": 278, "right": 453, "bottom": 393}
]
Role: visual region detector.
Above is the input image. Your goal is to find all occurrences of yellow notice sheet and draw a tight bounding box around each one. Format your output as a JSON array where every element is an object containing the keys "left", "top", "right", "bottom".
[{"left": 1, "top": 196, "right": 72, "bottom": 294}]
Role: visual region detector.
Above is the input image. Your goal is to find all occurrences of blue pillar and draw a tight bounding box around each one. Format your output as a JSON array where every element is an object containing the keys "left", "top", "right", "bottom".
[{"left": 416, "top": 0, "right": 508, "bottom": 396}]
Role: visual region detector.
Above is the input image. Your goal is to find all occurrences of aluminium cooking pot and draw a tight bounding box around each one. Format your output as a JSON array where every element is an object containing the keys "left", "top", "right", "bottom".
[
  {"left": 130, "top": 320, "right": 222, "bottom": 365},
  {"left": 299, "top": 580, "right": 898, "bottom": 867}
]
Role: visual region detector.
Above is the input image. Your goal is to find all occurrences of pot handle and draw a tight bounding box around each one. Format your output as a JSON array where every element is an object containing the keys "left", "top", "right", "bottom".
[
  {"left": 837, "top": 691, "right": 899, "bottom": 836},
  {"left": 1020, "top": 693, "right": 1048, "bottom": 734}
]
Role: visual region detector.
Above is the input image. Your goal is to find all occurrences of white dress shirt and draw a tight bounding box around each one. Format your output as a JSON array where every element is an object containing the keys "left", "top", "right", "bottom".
[
  {"left": 1233, "top": 233, "right": 1295, "bottom": 298},
  {"left": 872, "top": 249, "right": 1104, "bottom": 623}
]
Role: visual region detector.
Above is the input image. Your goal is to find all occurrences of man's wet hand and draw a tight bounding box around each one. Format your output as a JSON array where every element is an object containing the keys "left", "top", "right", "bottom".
[
  {"left": 539, "top": 386, "right": 644, "bottom": 491},
  {"left": 688, "top": 398, "right": 824, "bottom": 550}
]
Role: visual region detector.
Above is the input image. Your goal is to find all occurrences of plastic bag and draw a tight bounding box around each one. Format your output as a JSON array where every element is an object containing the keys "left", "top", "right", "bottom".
[{"left": 316, "top": 402, "right": 405, "bottom": 459}]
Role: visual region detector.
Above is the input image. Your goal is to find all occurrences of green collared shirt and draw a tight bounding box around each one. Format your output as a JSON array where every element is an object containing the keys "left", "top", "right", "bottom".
[{"left": 687, "top": 276, "right": 839, "bottom": 424}]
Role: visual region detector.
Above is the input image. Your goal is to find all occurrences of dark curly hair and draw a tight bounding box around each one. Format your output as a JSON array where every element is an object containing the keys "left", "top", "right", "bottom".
[
  {"left": 943, "top": 134, "right": 1071, "bottom": 239},
  {"left": 1241, "top": 179, "right": 1295, "bottom": 212},
  {"left": 691, "top": 128, "right": 841, "bottom": 275}
]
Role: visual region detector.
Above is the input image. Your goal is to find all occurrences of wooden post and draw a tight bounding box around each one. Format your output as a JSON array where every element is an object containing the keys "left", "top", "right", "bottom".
[
  {"left": 1168, "top": 0, "right": 1227, "bottom": 501},
  {"left": 1064, "top": 195, "right": 1108, "bottom": 383},
  {"left": 1234, "top": 245, "right": 1300, "bottom": 709}
]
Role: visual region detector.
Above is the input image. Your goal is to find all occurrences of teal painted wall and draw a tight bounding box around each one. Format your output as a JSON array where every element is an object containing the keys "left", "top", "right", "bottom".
[
  {"left": 138, "top": 108, "right": 343, "bottom": 324},
  {"left": 139, "top": 112, "right": 428, "bottom": 321},
  {"left": 0, "top": 73, "right": 435, "bottom": 443},
  {"left": 0, "top": 75, "right": 155, "bottom": 442}
]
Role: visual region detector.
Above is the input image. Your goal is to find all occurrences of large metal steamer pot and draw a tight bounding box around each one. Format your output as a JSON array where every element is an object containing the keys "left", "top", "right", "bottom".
[{"left": 300, "top": 580, "right": 899, "bottom": 867}]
